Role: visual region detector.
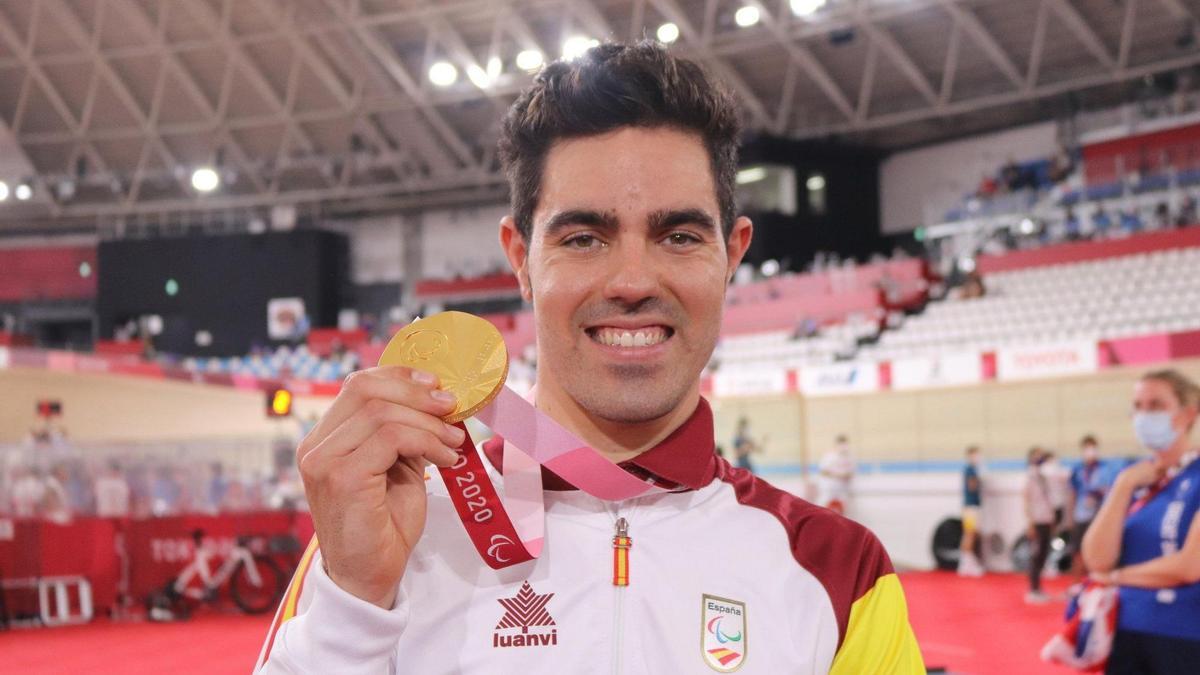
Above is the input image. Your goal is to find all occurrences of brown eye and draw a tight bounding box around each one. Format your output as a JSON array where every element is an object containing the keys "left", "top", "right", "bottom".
[{"left": 667, "top": 232, "right": 700, "bottom": 246}]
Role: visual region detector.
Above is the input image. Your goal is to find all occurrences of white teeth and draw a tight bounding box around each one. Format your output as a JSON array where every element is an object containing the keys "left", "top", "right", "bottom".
[{"left": 594, "top": 327, "right": 668, "bottom": 347}]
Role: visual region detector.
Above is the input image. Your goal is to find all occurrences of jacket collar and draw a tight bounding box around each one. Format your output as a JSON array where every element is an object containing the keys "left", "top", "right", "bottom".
[{"left": 481, "top": 397, "right": 717, "bottom": 492}]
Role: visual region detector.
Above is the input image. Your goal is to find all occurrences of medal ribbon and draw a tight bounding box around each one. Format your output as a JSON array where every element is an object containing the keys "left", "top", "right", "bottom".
[{"left": 439, "top": 386, "right": 666, "bottom": 569}]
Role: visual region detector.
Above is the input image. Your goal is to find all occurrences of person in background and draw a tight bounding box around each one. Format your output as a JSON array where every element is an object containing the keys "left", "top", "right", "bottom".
[
  {"left": 819, "top": 434, "right": 856, "bottom": 515},
  {"left": 150, "top": 465, "right": 181, "bottom": 517},
  {"left": 1176, "top": 194, "right": 1197, "bottom": 228},
  {"left": 1024, "top": 446, "right": 1056, "bottom": 603},
  {"left": 1082, "top": 369, "right": 1200, "bottom": 673},
  {"left": 958, "top": 446, "right": 985, "bottom": 577},
  {"left": 10, "top": 466, "right": 45, "bottom": 518},
  {"left": 731, "top": 416, "right": 761, "bottom": 473},
  {"left": 1067, "top": 435, "right": 1109, "bottom": 578},
  {"left": 207, "top": 462, "right": 229, "bottom": 513},
  {"left": 1043, "top": 450, "right": 1071, "bottom": 535},
  {"left": 94, "top": 460, "right": 131, "bottom": 519},
  {"left": 1092, "top": 204, "right": 1114, "bottom": 237},
  {"left": 38, "top": 466, "right": 71, "bottom": 524}
]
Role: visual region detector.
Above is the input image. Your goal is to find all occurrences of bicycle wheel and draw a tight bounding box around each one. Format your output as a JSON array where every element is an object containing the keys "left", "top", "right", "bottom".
[{"left": 231, "top": 555, "right": 286, "bottom": 614}]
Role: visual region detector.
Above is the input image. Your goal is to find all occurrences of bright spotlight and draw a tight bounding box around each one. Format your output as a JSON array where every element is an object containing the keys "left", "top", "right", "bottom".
[
  {"left": 761, "top": 259, "right": 781, "bottom": 277},
  {"left": 736, "top": 166, "right": 767, "bottom": 185},
  {"left": 735, "top": 6, "right": 761, "bottom": 27},
  {"left": 790, "top": 0, "right": 827, "bottom": 17},
  {"left": 657, "top": 22, "right": 680, "bottom": 44},
  {"left": 562, "top": 35, "right": 598, "bottom": 61},
  {"left": 14, "top": 183, "right": 32, "bottom": 201},
  {"left": 190, "top": 167, "right": 220, "bottom": 192},
  {"left": 807, "top": 173, "right": 826, "bottom": 191},
  {"left": 0, "top": 181, "right": 8, "bottom": 202},
  {"left": 467, "top": 64, "right": 492, "bottom": 89},
  {"left": 516, "top": 49, "right": 544, "bottom": 72},
  {"left": 486, "top": 56, "right": 502, "bottom": 80},
  {"left": 428, "top": 61, "right": 458, "bottom": 87}
]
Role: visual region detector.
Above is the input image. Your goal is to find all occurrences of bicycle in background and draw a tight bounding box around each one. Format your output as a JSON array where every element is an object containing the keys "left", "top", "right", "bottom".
[{"left": 147, "top": 529, "right": 286, "bottom": 620}]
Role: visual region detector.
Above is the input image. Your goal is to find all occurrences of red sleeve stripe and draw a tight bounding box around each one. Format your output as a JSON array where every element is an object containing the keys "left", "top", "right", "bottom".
[{"left": 716, "top": 459, "right": 893, "bottom": 648}]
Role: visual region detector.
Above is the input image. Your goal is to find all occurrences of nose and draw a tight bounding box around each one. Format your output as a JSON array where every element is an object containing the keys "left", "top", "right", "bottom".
[{"left": 601, "top": 238, "right": 660, "bottom": 306}]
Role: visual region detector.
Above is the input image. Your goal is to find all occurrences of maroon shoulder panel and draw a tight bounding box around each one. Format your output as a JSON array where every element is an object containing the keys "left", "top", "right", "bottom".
[{"left": 715, "top": 459, "right": 893, "bottom": 648}]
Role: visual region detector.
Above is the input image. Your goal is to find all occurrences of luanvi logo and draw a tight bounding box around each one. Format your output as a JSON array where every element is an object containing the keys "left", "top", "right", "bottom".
[{"left": 493, "top": 581, "right": 558, "bottom": 648}]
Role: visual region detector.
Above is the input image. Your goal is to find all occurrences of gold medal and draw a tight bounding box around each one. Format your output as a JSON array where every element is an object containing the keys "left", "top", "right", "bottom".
[{"left": 378, "top": 311, "right": 509, "bottom": 423}]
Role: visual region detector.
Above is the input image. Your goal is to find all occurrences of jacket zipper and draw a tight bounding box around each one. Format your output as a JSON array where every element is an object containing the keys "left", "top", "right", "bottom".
[{"left": 611, "top": 515, "right": 632, "bottom": 675}]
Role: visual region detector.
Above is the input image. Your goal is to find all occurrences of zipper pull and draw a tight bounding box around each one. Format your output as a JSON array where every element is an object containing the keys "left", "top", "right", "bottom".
[{"left": 612, "top": 517, "right": 632, "bottom": 587}]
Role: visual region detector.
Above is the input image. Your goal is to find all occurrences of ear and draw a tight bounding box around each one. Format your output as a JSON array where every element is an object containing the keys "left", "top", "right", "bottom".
[
  {"left": 724, "top": 216, "right": 753, "bottom": 285},
  {"left": 500, "top": 215, "right": 534, "bottom": 302}
]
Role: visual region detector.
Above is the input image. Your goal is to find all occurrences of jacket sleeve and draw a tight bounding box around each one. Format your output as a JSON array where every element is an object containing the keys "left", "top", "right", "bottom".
[
  {"left": 828, "top": 571, "right": 925, "bottom": 674},
  {"left": 255, "top": 536, "right": 408, "bottom": 674}
]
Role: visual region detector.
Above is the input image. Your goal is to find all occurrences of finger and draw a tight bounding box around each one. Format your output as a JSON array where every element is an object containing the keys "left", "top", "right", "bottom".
[
  {"left": 300, "top": 367, "right": 457, "bottom": 457},
  {"left": 305, "top": 398, "right": 465, "bottom": 462},
  {"left": 351, "top": 423, "right": 460, "bottom": 476}
]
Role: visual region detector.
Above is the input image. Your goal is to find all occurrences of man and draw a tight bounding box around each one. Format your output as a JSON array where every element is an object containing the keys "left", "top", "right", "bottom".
[
  {"left": 818, "top": 434, "right": 856, "bottom": 515},
  {"left": 257, "top": 42, "right": 922, "bottom": 673},
  {"left": 731, "top": 416, "right": 760, "bottom": 473},
  {"left": 1024, "top": 447, "right": 1055, "bottom": 603},
  {"left": 1066, "top": 435, "right": 1109, "bottom": 577},
  {"left": 94, "top": 461, "right": 130, "bottom": 519},
  {"left": 957, "top": 446, "right": 985, "bottom": 577}
]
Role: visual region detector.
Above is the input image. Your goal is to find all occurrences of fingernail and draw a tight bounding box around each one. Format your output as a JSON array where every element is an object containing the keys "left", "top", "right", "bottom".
[
  {"left": 431, "top": 389, "right": 456, "bottom": 402},
  {"left": 412, "top": 370, "right": 437, "bottom": 385},
  {"left": 446, "top": 425, "right": 466, "bottom": 444}
]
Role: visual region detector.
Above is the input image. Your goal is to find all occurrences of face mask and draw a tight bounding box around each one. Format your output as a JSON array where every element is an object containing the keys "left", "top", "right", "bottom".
[{"left": 1133, "top": 412, "right": 1179, "bottom": 453}]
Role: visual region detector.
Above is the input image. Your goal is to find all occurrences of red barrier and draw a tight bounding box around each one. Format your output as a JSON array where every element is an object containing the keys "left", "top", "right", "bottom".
[
  {"left": 976, "top": 227, "right": 1200, "bottom": 274},
  {"left": 0, "top": 512, "right": 313, "bottom": 616}
]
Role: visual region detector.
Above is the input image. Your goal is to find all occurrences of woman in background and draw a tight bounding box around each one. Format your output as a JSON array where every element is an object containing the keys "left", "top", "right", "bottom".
[{"left": 1082, "top": 369, "right": 1200, "bottom": 674}]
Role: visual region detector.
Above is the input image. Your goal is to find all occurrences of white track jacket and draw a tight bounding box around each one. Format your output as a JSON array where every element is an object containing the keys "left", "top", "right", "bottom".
[{"left": 256, "top": 399, "right": 924, "bottom": 674}]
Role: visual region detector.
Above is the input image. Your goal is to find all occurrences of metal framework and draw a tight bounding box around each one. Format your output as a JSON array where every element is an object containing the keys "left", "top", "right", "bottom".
[{"left": 0, "top": 0, "right": 1197, "bottom": 228}]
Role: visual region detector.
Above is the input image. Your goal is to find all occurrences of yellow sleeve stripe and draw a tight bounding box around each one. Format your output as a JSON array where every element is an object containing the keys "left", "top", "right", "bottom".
[
  {"left": 280, "top": 535, "right": 321, "bottom": 623},
  {"left": 829, "top": 573, "right": 926, "bottom": 675}
]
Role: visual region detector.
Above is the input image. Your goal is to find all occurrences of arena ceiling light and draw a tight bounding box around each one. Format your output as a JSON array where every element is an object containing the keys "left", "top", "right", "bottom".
[
  {"left": 806, "top": 173, "right": 826, "bottom": 191},
  {"left": 428, "top": 60, "right": 458, "bottom": 87},
  {"left": 516, "top": 49, "right": 544, "bottom": 72},
  {"left": 657, "top": 22, "right": 680, "bottom": 44},
  {"left": 562, "top": 35, "right": 598, "bottom": 61},
  {"left": 736, "top": 166, "right": 767, "bottom": 184},
  {"left": 790, "top": 0, "right": 827, "bottom": 17},
  {"left": 486, "top": 56, "right": 502, "bottom": 80},
  {"left": 14, "top": 183, "right": 32, "bottom": 201},
  {"left": 190, "top": 167, "right": 220, "bottom": 193},
  {"left": 0, "top": 181, "right": 8, "bottom": 202},
  {"left": 467, "top": 64, "right": 493, "bottom": 89},
  {"left": 734, "top": 6, "right": 761, "bottom": 27}
]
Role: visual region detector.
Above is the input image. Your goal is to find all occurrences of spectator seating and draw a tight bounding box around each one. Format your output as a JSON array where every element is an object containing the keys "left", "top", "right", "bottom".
[
  {"left": 182, "top": 344, "right": 358, "bottom": 383},
  {"left": 863, "top": 242, "right": 1200, "bottom": 361}
]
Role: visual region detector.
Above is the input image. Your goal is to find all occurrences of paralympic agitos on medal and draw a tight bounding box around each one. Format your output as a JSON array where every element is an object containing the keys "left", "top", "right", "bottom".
[{"left": 256, "top": 41, "right": 925, "bottom": 674}]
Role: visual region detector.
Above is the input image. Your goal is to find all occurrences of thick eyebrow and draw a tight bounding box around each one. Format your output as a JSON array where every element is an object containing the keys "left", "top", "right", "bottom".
[
  {"left": 540, "top": 209, "right": 620, "bottom": 239},
  {"left": 646, "top": 208, "right": 718, "bottom": 237}
]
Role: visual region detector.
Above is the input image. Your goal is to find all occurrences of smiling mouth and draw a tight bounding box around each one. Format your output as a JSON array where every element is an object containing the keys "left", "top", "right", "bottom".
[{"left": 585, "top": 325, "right": 675, "bottom": 348}]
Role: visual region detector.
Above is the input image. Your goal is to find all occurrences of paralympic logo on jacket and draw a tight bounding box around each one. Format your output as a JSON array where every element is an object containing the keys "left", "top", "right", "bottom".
[{"left": 702, "top": 594, "right": 747, "bottom": 672}]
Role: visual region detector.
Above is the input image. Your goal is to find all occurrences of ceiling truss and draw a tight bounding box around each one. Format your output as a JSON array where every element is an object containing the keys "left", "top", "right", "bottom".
[{"left": 0, "top": 0, "right": 1196, "bottom": 229}]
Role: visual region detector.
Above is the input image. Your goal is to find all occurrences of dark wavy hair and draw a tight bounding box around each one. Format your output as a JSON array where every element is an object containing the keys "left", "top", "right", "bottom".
[{"left": 498, "top": 41, "right": 742, "bottom": 241}]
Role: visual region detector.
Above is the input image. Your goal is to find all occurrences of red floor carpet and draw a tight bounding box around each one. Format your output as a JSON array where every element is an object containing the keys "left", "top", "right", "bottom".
[
  {"left": 0, "top": 572, "right": 1079, "bottom": 674},
  {"left": 905, "top": 571, "right": 1080, "bottom": 674}
]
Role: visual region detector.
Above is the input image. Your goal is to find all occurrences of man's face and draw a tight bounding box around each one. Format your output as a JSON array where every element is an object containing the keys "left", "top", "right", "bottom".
[{"left": 502, "top": 126, "right": 751, "bottom": 424}]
